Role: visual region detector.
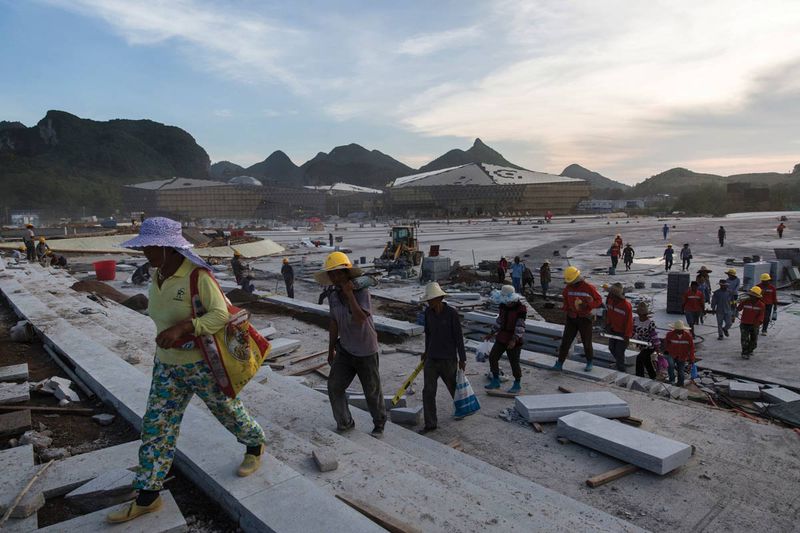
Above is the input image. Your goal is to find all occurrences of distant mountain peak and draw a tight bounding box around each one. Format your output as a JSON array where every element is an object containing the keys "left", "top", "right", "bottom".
[
  {"left": 560, "top": 164, "right": 629, "bottom": 190},
  {"left": 420, "top": 138, "right": 523, "bottom": 172}
]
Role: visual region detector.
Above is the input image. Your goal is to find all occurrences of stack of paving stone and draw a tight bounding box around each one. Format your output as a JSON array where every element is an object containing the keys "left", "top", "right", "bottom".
[{"left": 666, "top": 272, "right": 690, "bottom": 314}]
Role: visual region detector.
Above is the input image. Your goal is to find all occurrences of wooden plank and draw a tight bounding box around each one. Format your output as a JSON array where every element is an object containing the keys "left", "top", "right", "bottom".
[
  {"left": 283, "top": 359, "right": 327, "bottom": 376},
  {"left": 531, "top": 422, "right": 544, "bottom": 433},
  {"left": 486, "top": 390, "right": 518, "bottom": 399},
  {"left": 558, "top": 386, "right": 574, "bottom": 394},
  {"left": 314, "top": 365, "right": 331, "bottom": 379},
  {"left": 616, "top": 416, "right": 643, "bottom": 427},
  {"left": 282, "top": 350, "right": 327, "bottom": 366},
  {"left": 0, "top": 405, "right": 96, "bottom": 415},
  {"left": 585, "top": 464, "right": 640, "bottom": 488},
  {"left": 0, "top": 410, "right": 31, "bottom": 437},
  {"left": 335, "top": 494, "right": 421, "bottom": 533},
  {"left": 447, "top": 439, "right": 463, "bottom": 451},
  {"left": 557, "top": 437, "right": 570, "bottom": 445},
  {"left": 0, "top": 364, "right": 28, "bottom": 383}
]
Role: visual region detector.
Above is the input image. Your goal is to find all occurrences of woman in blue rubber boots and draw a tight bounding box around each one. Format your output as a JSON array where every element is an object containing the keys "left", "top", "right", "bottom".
[{"left": 484, "top": 286, "right": 526, "bottom": 394}]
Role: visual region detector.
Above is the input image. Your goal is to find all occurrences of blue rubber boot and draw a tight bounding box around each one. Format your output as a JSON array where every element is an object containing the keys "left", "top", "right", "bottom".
[
  {"left": 551, "top": 360, "right": 563, "bottom": 371},
  {"left": 583, "top": 361, "right": 593, "bottom": 372},
  {"left": 507, "top": 380, "right": 521, "bottom": 394},
  {"left": 484, "top": 374, "right": 501, "bottom": 389}
]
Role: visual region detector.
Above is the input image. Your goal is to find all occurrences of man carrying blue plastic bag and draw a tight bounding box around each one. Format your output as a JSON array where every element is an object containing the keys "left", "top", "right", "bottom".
[{"left": 419, "top": 282, "right": 474, "bottom": 434}]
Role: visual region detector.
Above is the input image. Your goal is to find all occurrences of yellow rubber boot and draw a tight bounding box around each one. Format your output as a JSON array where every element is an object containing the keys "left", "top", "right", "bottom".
[
  {"left": 237, "top": 445, "right": 264, "bottom": 477},
  {"left": 106, "top": 497, "right": 163, "bottom": 523}
]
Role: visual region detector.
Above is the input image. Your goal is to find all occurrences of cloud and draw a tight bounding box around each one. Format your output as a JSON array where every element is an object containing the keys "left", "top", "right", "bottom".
[
  {"left": 398, "top": 26, "right": 481, "bottom": 56},
  {"left": 41, "top": 0, "right": 309, "bottom": 91},
  {"left": 213, "top": 109, "right": 232, "bottom": 118}
]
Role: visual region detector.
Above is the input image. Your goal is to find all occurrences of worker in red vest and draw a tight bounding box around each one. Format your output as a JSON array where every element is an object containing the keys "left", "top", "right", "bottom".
[
  {"left": 682, "top": 281, "right": 705, "bottom": 337},
  {"left": 604, "top": 282, "right": 633, "bottom": 371},
  {"left": 553, "top": 267, "right": 602, "bottom": 372},
  {"left": 737, "top": 286, "right": 765, "bottom": 359},
  {"left": 757, "top": 273, "right": 778, "bottom": 335},
  {"left": 662, "top": 321, "right": 695, "bottom": 387}
]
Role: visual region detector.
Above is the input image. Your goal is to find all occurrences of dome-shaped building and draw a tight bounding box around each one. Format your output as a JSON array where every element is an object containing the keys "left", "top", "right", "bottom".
[{"left": 228, "top": 175, "right": 263, "bottom": 186}]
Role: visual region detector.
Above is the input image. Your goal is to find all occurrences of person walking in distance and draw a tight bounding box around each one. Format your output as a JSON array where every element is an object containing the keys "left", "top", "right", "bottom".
[
  {"left": 682, "top": 281, "right": 705, "bottom": 337},
  {"left": 280, "top": 258, "right": 295, "bottom": 298},
  {"left": 609, "top": 240, "right": 621, "bottom": 272},
  {"left": 737, "top": 286, "right": 765, "bottom": 359},
  {"left": 510, "top": 256, "right": 525, "bottom": 294},
  {"left": 757, "top": 273, "right": 777, "bottom": 336},
  {"left": 418, "top": 283, "right": 466, "bottom": 434},
  {"left": 662, "top": 223, "right": 670, "bottom": 240},
  {"left": 777, "top": 222, "right": 786, "bottom": 239},
  {"left": 662, "top": 321, "right": 695, "bottom": 387},
  {"left": 718, "top": 226, "right": 726, "bottom": 246},
  {"left": 552, "top": 267, "right": 602, "bottom": 372},
  {"left": 633, "top": 302, "right": 660, "bottom": 379},
  {"left": 622, "top": 243, "right": 635, "bottom": 271},
  {"left": 663, "top": 244, "right": 675, "bottom": 271},
  {"left": 497, "top": 256, "right": 508, "bottom": 283},
  {"left": 710, "top": 279, "right": 733, "bottom": 340},
  {"left": 604, "top": 283, "right": 633, "bottom": 372},
  {"left": 484, "top": 286, "right": 526, "bottom": 394},
  {"left": 539, "top": 260, "right": 551, "bottom": 300},
  {"left": 317, "top": 252, "right": 386, "bottom": 436},
  {"left": 680, "top": 243, "right": 692, "bottom": 271}
]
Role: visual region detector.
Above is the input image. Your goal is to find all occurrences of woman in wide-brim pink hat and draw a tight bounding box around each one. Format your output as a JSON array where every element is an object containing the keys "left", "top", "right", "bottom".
[{"left": 107, "top": 217, "right": 267, "bottom": 524}]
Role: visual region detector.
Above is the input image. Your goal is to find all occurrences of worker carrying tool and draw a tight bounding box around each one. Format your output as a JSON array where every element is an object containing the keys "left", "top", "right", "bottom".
[{"left": 417, "top": 282, "right": 466, "bottom": 434}]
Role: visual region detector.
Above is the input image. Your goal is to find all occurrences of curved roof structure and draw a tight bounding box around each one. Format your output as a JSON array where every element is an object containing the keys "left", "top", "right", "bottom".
[
  {"left": 228, "top": 175, "right": 264, "bottom": 186},
  {"left": 389, "top": 163, "right": 584, "bottom": 188}
]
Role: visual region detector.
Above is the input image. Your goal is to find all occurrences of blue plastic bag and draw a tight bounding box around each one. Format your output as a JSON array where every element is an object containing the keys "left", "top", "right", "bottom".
[
  {"left": 690, "top": 363, "right": 699, "bottom": 380},
  {"left": 475, "top": 340, "right": 492, "bottom": 363},
  {"left": 453, "top": 370, "right": 481, "bottom": 418}
]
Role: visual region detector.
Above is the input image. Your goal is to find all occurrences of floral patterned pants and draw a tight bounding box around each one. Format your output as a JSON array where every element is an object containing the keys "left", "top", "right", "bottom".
[{"left": 134, "top": 358, "right": 266, "bottom": 490}]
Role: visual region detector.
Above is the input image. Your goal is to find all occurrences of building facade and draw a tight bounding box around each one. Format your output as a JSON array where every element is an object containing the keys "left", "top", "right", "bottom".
[{"left": 386, "top": 163, "right": 589, "bottom": 217}]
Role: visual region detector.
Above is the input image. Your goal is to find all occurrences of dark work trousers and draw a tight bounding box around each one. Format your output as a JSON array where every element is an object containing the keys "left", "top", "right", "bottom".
[
  {"left": 611, "top": 256, "right": 619, "bottom": 269},
  {"left": 25, "top": 241, "right": 35, "bottom": 262},
  {"left": 608, "top": 337, "right": 629, "bottom": 372},
  {"left": 422, "top": 358, "right": 458, "bottom": 429},
  {"left": 557, "top": 316, "right": 594, "bottom": 363},
  {"left": 674, "top": 360, "right": 687, "bottom": 387},
  {"left": 497, "top": 269, "right": 505, "bottom": 283},
  {"left": 682, "top": 258, "right": 691, "bottom": 271},
  {"left": 665, "top": 257, "right": 673, "bottom": 271},
  {"left": 740, "top": 324, "right": 758, "bottom": 355},
  {"left": 284, "top": 278, "right": 294, "bottom": 298},
  {"left": 489, "top": 341, "right": 522, "bottom": 380},
  {"left": 635, "top": 348, "right": 656, "bottom": 379},
  {"left": 624, "top": 260, "right": 632, "bottom": 271},
  {"left": 327, "top": 346, "right": 386, "bottom": 429},
  {"left": 762, "top": 305, "right": 773, "bottom": 332}
]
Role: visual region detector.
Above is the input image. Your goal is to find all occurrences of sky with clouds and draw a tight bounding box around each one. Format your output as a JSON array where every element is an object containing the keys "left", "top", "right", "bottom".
[{"left": 1, "top": 0, "right": 798, "bottom": 184}]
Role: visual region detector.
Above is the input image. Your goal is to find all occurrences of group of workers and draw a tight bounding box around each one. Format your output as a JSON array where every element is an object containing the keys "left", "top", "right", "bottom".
[
  {"left": 231, "top": 251, "right": 295, "bottom": 298},
  {"left": 497, "top": 256, "right": 552, "bottom": 299},
  {"left": 12, "top": 224, "right": 67, "bottom": 268}
]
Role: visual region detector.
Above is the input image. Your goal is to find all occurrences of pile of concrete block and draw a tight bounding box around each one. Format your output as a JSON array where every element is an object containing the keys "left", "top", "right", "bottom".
[
  {"left": 557, "top": 411, "right": 692, "bottom": 475},
  {"left": 30, "top": 376, "right": 81, "bottom": 404},
  {"left": 421, "top": 256, "right": 452, "bottom": 282},
  {"left": 515, "top": 392, "right": 629, "bottom": 423}
]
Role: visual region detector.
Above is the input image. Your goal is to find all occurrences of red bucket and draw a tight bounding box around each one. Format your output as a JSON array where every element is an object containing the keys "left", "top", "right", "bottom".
[{"left": 93, "top": 260, "right": 117, "bottom": 281}]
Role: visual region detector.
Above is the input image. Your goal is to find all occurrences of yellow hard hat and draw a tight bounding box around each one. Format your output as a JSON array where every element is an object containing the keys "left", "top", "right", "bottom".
[
  {"left": 282, "top": 258, "right": 289, "bottom": 264},
  {"left": 315, "top": 251, "right": 362, "bottom": 284},
  {"left": 564, "top": 266, "right": 581, "bottom": 284},
  {"left": 760, "top": 273, "right": 771, "bottom": 281},
  {"left": 726, "top": 268, "right": 736, "bottom": 276},
  {"left": 749, "top": 286, "right": 762, "bottom": 297},
  {"left": 17, "top": 245, "right": 25, "bottom": 251},
  {"left": 39, "top": 237, "right": 46, "bottom": 242},
  {"left": 233, "top": 249, "right": 242, "bottom": 257}
]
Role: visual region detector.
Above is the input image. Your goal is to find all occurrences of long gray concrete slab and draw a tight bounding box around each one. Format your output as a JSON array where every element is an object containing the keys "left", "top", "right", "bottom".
[
  {"left": 262, "top": 294, "right": 423, "bottom": 336},
  {"left": 515, "top": 392, "right": 630, "bottom": 422},
  {"left": 557, "top": 411, "right": 693, "bottom": 475}
]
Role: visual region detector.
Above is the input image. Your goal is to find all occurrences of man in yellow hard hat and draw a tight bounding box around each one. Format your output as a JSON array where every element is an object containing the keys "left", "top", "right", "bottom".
[
  {"left": 12, "top": 245, "right": 25, "bottom": 262},
  {"left": 280, "top": 258, "right": 295, "bottom": 298},
  {"left": 737, "top": 286, "right": 764, "bottom": 359},
  {"left": 35, "top": 236, "right": 49, "bottom": 264},
  {"left": 756, "top": 273, "right": 777, "bottom": 336},
  {"left": 230, "top": 250, "right": 252, "bottom": 292},
  {"left": 316, "top": 252, "right": 385, "bottom": 436},
  {"left": 553, "top": 266, "right": 602, "bottom": 372},
  {"left": 23, "top": 224, "right": 36, "bottom": 261}
]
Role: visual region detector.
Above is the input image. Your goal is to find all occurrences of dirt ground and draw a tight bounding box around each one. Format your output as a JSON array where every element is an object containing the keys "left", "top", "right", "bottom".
[{"left": 0, "top": 302, "right": 240, "bottom": 532}]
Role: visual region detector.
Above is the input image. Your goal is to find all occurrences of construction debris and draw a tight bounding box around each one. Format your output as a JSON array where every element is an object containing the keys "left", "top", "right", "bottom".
[
  {"left": 0, "top": 364, "right": 29, "bottom": 382},
  {"left": 312, "top": 448, "right": 339, "bottom": 473}
]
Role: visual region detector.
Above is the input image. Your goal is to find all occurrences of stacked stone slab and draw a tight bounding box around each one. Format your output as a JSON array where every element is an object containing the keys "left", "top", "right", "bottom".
[
  {"left": 515, "top": 392, "right": 630, "bottom": 422},
  {"left": 762, "top": 387, "right": 800, "bottom": 404},
  {"left": 729, "top": 381, "right": 761, "bottom": 399},
  {"left": 557, "top": 411, "right": 692, "bottom": 475}
]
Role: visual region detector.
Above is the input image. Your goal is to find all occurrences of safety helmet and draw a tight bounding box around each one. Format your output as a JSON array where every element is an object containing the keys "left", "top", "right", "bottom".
[
  {"left": 315, "top": 251, "right": 363, "bottom": 284},
  {"left": 38, "top": 237, "right": 46, "bottom": 243},
  {"left": 282, "top": 258, "right": 289, "bottom": 264},
  {"left": 726, "top": 269, "right": 736, "bottom": 276},
  {"left": 17, "top": 245, "right": 25, "bottom": 251},
  {"left": 233, "top": 249, "right": 242, "bottom": 257},
  {"left": 760, "top": 273, "right": 771, "bottom": 282},
  {"left": 749, "top": 286, "right": 763, "bottom": 297},
  {"left": 564, "top": 266, "right": 581, "bottom": 284}
]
